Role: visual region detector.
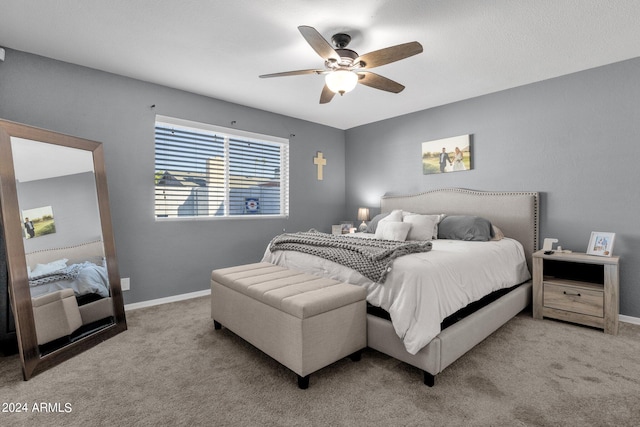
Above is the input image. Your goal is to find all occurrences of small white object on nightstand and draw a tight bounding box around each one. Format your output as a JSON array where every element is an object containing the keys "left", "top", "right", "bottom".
[{"left": 542, "top": 238, "right": 558, "bottom": 251}]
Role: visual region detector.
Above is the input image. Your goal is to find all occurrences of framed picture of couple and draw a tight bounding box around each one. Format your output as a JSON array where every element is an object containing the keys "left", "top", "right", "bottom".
[
  {"left": 22, "top": 205, "right": 56, "bottom": 239},
  {"left": 421, "top": 134, "right": 473, "bottom": 175}
]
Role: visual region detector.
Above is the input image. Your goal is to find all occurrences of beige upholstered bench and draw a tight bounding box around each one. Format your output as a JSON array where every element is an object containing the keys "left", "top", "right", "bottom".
[
  {"left": 79, "top": 297, "right": 114, "bottom": 325},
  {"left": 211, "top": 262, "right": 366, "bottom": 389},
  {"left": 32, "top": 288, "right": 82, "bottom": 346}
]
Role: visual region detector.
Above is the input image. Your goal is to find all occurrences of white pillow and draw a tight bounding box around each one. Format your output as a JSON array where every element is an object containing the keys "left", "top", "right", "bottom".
[
  {"left": 29, "top": 258, "right": 68, "bottom": 277},
  {"left": 378, "top": 209, "right": 403, "bottom": 224},
  {"left": 375, "top": 221, "right": 411, "bottom": 241},
  {"left": 403, "top": 214, "right": 441, "bottom": 241}
]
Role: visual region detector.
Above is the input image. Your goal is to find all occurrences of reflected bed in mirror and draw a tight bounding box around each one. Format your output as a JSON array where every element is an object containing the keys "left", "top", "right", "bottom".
[{"left": 0, "top": 119, "right": 126, "bottom": 380}]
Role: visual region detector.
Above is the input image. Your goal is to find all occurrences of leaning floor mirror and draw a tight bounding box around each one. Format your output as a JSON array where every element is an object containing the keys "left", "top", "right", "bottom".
[{"left": 0, "top": 119, "right": 126, "bottom": 380}]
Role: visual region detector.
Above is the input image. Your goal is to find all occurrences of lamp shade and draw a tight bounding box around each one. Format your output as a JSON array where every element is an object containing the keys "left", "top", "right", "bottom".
[
  {"left": 357, "top": 207, "right": 370, "bottom": 221},
  {"left": 325, "top": 70, "right": 358, "bottom": 94}
]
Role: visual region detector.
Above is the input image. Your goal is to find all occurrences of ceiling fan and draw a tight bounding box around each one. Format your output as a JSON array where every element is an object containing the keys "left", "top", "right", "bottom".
[{"left": 259, "top": 26, "right": 423, "bottom": 104}]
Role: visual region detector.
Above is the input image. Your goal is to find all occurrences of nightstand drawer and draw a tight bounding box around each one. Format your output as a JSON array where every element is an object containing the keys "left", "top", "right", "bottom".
[{"left": 543, "top": 282, "right": 603, "bottom": 318}]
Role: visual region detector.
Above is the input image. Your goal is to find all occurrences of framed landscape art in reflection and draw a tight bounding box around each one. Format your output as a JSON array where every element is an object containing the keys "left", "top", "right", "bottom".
[{"left": 22, "top": 205, "right": 56, "bottom": 239}]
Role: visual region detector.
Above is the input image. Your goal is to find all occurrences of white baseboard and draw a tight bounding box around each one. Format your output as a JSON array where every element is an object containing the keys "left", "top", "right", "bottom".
[
  {"left": 124, "top": 289, "right": 211, "bottom": 311},
  {"left": 124, "top": 290, "right": 640, "bottom": 327},
  {"left": 620, "top": 314, "right": 640, "bottom": 326}
]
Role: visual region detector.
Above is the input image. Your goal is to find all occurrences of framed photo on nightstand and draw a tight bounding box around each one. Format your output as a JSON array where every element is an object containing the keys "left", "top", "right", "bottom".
[
  {"left": 587, "top": 231, "right": 615, "bottom": 256},
  {"left": 340, "top": 222, "right": 353, "bottom": 234}
]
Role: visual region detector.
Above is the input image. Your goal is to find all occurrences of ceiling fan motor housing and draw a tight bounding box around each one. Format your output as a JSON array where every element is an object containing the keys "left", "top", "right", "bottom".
[
  {"left": 326, "top": 48, "right": 359, "bottom": 69},
  {"left": 331, "top": 33, "right": 351, "bottom": 49}
]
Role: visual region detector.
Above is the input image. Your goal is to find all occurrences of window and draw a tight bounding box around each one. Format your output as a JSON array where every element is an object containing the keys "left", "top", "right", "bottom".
[{"left": 154, "top": 116, "right": 289, "bottom": 219}]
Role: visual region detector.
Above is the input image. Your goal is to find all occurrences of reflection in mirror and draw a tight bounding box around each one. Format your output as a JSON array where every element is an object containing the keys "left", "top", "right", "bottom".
[
  {"left": 14, "top": 138, "right": 113, "bottom": 355},
  {"left": 0, "top": 119, "right": 126, "bottom": 380}
]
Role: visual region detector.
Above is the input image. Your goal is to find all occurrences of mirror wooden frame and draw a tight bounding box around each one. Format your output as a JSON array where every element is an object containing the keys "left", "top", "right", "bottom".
[{"left": 0, "top": 119, "right": 126, "bottom": 380}]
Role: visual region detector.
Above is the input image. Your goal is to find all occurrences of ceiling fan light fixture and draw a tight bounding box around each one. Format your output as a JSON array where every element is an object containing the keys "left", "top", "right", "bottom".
[{"left": 325, "top": 70, "right": 358, "bottom": 95}]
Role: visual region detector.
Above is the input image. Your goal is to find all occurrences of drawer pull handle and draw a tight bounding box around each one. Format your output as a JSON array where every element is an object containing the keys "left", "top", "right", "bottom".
[{"left": 563, "top": 291, "right": 581, "bottom": 297}]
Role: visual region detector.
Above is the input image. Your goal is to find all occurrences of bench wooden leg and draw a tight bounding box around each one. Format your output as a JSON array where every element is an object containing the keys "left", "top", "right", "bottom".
[
  {"left": 423, "top": 371, "right": 435, "bottom": 387},
  {"left": 297, "top": 374, "right": 310, "bottom": 389},
  {"left": 213, "top": 320, "right": 222, "bottom": 330},
  {"left": 348, "top": 349, "right": 362, "bottom": 362}
]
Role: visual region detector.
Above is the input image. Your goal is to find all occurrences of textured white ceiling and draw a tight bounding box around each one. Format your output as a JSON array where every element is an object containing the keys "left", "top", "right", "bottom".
[{"left": 1, "top": 0, "right": 639, "bottom": 130}]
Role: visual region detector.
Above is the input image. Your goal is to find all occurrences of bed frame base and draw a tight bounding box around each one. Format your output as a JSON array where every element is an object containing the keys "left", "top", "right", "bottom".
[{"left": 367, "top": 281, "right": 532, "bottom": 385}]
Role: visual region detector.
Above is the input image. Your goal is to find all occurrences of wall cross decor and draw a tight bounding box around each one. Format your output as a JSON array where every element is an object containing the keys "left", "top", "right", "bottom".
[{"left": 313, "top": 151, "right": 327, "bottom": 180}]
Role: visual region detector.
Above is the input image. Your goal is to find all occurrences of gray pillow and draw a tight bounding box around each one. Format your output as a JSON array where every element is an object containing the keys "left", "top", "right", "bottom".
[
  {"left": 366, "top": 212, "right": 390, "bottom": 233},
  {"left": 437, "top": 215, "right": 493, "bottom": 241}
]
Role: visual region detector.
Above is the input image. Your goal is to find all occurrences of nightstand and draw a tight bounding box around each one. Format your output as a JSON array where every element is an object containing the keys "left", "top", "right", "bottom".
[{"left": 532, "top": 250, "right": 619, "bottom": 335}]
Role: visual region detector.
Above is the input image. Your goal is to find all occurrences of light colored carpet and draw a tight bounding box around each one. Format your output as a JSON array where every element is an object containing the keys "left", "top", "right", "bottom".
[{"left": 1, "top": 296, "right": 639, "bottom": 426}]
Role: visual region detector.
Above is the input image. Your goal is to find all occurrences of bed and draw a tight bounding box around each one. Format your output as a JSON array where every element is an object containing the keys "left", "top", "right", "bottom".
[
  {"left": 262, "top": 188, "right": 539, "bottom": 385},
  {"left": 25, "top": 240, "right": 114, "bottom": 348},
  {"left": 26, "top": 240, "right": 110, "bottom": 300}
]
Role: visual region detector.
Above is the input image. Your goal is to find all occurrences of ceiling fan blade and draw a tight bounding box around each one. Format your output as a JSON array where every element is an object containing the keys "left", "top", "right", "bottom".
[
  {"left": 259, "top": 69, "right": 323, "bottom": 78},
  {"left": 298, "top": 26, "right": 341, "bottom": 62},
  {"left": 357, "top": 72, "right": 405, "bottom": 93},
  {"left": 319, "top": 84, "right": 336, "bottom": 104},
  {"left": 355, "top": 41, "right": 423, "bottom": 69}
]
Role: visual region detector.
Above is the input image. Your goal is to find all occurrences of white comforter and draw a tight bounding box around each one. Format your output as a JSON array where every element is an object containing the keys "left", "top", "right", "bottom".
[{"left": 262, "top": 237, "right": 530, "bottom": 355}]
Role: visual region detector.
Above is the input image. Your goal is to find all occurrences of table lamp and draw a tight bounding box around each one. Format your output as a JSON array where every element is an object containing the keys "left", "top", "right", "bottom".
[{"left": 357, "top": 207, "right": 370, "bottom": 232}]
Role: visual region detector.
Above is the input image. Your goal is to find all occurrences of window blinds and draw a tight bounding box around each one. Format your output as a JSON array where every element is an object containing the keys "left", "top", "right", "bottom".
[{"left": 155, "top": 119, "right": 289, "bottom": 219}]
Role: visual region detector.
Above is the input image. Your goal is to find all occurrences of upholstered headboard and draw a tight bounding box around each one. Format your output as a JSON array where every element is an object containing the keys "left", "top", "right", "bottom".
[
  {"left": 380, "top": 188, "right": 539, "bottom": 270},
  {"left": 25, "top": 240, "right": 105, "bottom": 269}
]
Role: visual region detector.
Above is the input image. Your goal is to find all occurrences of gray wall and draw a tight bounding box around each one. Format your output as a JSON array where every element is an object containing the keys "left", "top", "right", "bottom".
[
  {"left": 2, "top": 48, "right": 639, "bottom": 318},
  {"left": 345, "top": 57, "right": 640, "bottom": 318},
  {"left": 0, "top": 49, "right": 346, "bottom": 304},
  {"left": 18, "top": 172, "right": 102, "bottom": 253}
]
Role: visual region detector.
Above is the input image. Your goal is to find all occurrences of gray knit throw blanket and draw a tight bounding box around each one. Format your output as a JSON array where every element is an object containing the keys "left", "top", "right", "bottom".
[
  {"left": 29, "top": 263, "right": 85, "bottom": 287},
  {"left": 269, "top": 230, "right": 432, "bottom": 283}
]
